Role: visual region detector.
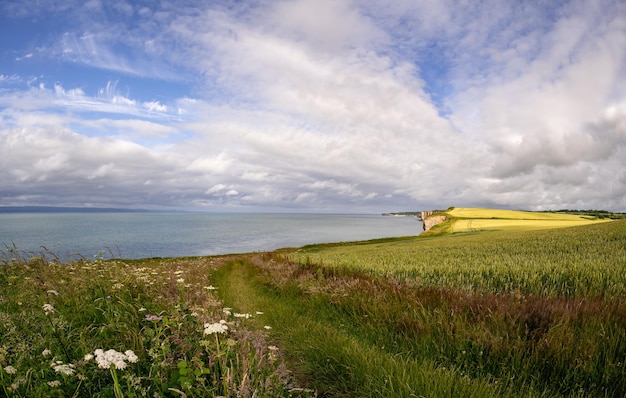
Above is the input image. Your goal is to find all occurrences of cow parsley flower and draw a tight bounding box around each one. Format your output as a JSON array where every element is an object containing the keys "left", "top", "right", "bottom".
[
  {"left": 93, "top": 349, "right": 138, "bottom": 370},
  {"left": 42, "top": 349, "right": 52, "bottom": 357},
  {"left": 43, "top": 303, "right": 55, "bottom": 315},
  {"left": 48, "top": 380, "right": 61, "bottom": 387},
  {"left": 3, "top": 365, "right": 17, "bottom": 374},
  {"left": 203, "top": 320, "right": 229, "bottom": 335},
  {"left": 125, "top": 350, "right": 138, "bottom": 363},
  {"left": 53, "top": 363, "right": 75, "bottom": 376}
]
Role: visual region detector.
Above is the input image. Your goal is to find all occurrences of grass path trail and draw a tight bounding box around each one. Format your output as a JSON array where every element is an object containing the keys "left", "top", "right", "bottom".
[{"left": 211, "top": 257, "right": 501, "bottom": 398}]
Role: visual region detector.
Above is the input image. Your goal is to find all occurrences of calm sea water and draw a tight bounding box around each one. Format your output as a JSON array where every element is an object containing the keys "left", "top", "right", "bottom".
[{"left": 0, "top": 213, "right": 421, "bottom": 261}]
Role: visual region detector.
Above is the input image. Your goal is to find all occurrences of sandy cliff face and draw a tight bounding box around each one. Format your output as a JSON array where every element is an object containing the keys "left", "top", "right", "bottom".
[{"left": 421, "top": 211, "right": 448, "bottom": 231}]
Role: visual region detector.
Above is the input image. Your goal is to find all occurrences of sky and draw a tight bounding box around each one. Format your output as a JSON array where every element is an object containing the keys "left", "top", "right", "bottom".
[{"left": 1, "top": 0, "right": 625, "bottom": 213}]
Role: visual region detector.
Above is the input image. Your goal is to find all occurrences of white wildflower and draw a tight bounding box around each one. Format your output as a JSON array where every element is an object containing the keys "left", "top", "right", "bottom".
[
  {"left": 125, "top": 350, "right": 138, "bottom": 363},
  {"left": 176, "top": 278, "right": 185, "bottom": 283},
  {"left": 47, "top": 380, "right": 61, "bottom": 387},
  {"left": 256, "top": 311, "right": 264, "bottom": 315},
  {"left": 4, "top": 365, "right": 17, "bottom": 374},
  {"left": 84, "top": 353, "right": 94, "bottom": 361},
  {"left": 264, "top": 325, "right": 272, "bottom": 330},
  {"left": 138, "top": 307, "right": 147, "bottom": 312},
  {"left": 42, "top": 349, "right": 52, "bottom": 357},
  {"left": 53, "top": 363, "right": 75, "bottom": 376},
  {"left": 234, "top": 313, "right": 252, "bottom": 319},
  {"left": 43, "top": 303, "right": 55, "bottom": 315},
  {"left": 47, "top": 290, "right": 59, "bottom": 296},
  {"left": 222, "top": 308, "right": 232, "bottom": 316},
  {"left": 94, "top": 349, "right": 138, "bottom": 370},
  {"left": 203, "top": 321, "right": 229, "bottom": 335},
  {"left": 204, "top": 285, "right": 217, "bottom": 290}
]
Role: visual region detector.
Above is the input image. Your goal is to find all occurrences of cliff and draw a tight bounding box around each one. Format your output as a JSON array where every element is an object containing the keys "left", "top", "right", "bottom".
[{"left": 421, "top": 211, "right": 448, "bottom": 231}]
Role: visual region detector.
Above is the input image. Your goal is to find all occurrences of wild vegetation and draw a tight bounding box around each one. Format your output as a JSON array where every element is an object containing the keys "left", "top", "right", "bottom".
[
  {"left": 0, "top": 252, "right": 314, "bottom": 397},
  {"left": 1, "top": 211, "right": 625, "bottom": 397}
]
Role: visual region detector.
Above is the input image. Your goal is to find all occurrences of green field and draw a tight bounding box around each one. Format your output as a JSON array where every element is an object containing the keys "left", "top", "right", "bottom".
[{"left": 2, "top": 209, "right": 626, "bottom": 397}]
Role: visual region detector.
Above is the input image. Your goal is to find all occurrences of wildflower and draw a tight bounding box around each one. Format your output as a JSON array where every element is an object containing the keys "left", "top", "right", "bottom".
[
  {"left": 47, "top": 290, "right": 59, "bottom": 296},
  {"left": 222, "top": 308, "right": 232, "bottom": 316},
  {"left": 3, "top": 365, "right": 17, "bottom": 374},
  {"left": 256, "top": 311, "right": 264, "bottom": 315},
  {"left": 234, "top": 313, "right": 252, "bottom": 319},
  {"left": 264, "top": 325, "right": 272, "bottom": 330},
  {"left": 268, "top": 345, "right": 279, "bottom": 351},
  {"left": 93, "top": 349, "right": 138, "bottom": 370},
  {"left": 42, "top": 349, "right": 52, "bottom": 357},
  {"left": 84, "top": 353, "right": 94, "bottom": 361},
  {"left": 176, "top": 278, "right": 185, "bottom": 283},
  {"left": 43, "top": 303, "right": 55, "bottom": 315},
  {"left": 203, "top": 321, "right": 229, "bottom": 335},
  {"left": 125, "top": 350, "right": 138, "bottom": 363},
  {"left": 53, "top": 363, "right": 75, "bottom": 376},
  {"left": 138, "top": 307, "right": 147, "bottom": 312},
  {"left": 144, "top": 314, "right": 163, "bottom": 322},
  {"left": 47, "top": 380, "right": 61, "bottom": 387},
  {"left": 204, "top": 285, "right": 217, "bottom": 290}
]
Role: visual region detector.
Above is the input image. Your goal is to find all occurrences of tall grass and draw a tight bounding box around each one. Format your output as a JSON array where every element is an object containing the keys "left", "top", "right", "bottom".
[
  {"left": 0, "top": 252, "right": 315, "bottom": 397},
  {"left": 3, "top": 219, "right": 625, "bottom": 397},
  {"left": 211, "top": 258, "right": 502, "bottom": 397},
  {"left": 217, "top": 253, "right": 626, "bottom": 397},
  {"left": 288, "top": 221, "right": 626, "bottom": 298}
]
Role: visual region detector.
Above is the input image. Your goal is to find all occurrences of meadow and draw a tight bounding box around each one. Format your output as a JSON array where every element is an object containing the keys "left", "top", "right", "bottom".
[{"left": 1, "top": 210, "right": 626, "bottom": 397}]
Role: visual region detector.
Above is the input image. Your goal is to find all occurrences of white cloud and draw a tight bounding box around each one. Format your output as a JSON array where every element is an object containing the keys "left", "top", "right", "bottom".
[{"left": 1, "top": 0, "right": 625, "bottom": 211}]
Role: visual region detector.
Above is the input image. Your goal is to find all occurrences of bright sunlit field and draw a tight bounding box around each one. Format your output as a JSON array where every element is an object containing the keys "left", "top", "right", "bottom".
[{"left": 446, "top": 207, "right": 610, "bottom": 233}]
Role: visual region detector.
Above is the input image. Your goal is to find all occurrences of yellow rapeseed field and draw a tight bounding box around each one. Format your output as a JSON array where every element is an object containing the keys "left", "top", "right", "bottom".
[{"left": 447, "top": 207, "right": 610, "bottom": 233}]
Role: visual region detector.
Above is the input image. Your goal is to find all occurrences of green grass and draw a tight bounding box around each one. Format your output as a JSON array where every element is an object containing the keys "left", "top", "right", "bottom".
[
  {"left": 2, "top": 210, "right": 626, "bottom": 397},
  {"left": 289, "top": 221, "right": 626, "bottom": 298},
  {"left": 211, "top": 258, "right": 503, "bottom": 397},
  {"left": 0, "top": 254, "right": 314, "bottom": 397}
]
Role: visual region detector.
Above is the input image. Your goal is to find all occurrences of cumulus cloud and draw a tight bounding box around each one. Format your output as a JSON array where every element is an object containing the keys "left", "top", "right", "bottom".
[{"left": 0, "top": 0, "right": 625, "bottom": 211}]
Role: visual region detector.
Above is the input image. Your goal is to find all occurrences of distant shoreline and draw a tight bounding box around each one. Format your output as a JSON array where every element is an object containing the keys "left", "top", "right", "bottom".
[{"left": 0, "top": 206, "right": 152, "bottom": 214}]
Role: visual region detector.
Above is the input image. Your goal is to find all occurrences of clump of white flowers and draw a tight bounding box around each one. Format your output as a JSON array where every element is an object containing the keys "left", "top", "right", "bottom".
[
  {"left": 43, "top": 303, "right": 55, "bottom": 315},
  {"left": 88, "top": 349, "right": 139, "bottom": 370},
  {"left": 52, "top": 362, "right": 75, "bottom": 376},
  {"left": 203, "top": 320, "right": 229, "bottom": 335}
]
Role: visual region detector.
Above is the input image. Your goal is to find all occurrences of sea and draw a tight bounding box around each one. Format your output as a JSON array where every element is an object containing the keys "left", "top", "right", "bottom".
[{"left": 0, "top": 212, "right": 422, "bottom": 261}]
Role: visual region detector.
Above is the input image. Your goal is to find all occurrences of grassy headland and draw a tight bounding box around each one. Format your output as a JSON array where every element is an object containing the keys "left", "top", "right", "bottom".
[{"left": 1, "top": 208, "right": 625, "bottom": 396}]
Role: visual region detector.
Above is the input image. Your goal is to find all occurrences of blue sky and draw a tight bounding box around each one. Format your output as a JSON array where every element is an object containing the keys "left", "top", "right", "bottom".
[{"left": 1, "top": 0, "right": 625, "bottom": 212}]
